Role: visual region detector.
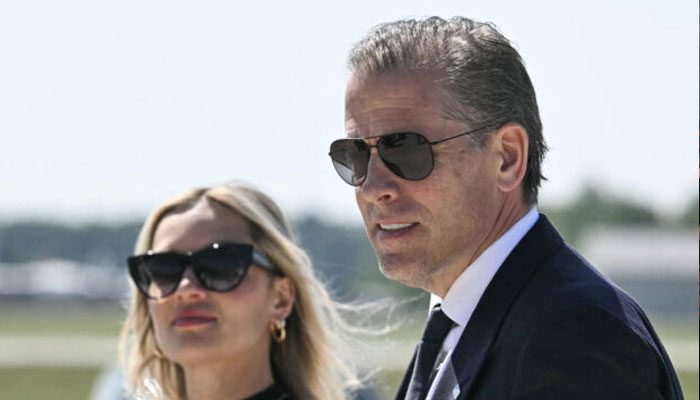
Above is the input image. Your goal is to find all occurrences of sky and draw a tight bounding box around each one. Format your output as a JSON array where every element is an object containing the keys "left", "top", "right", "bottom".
[{"left": 0, "top": 0, "right": 697, "bottom": 224}]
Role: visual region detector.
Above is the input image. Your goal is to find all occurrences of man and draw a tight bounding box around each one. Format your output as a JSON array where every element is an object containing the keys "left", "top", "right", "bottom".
[{"left": 328, "top": 17, "right": 683, "bottom": 400}]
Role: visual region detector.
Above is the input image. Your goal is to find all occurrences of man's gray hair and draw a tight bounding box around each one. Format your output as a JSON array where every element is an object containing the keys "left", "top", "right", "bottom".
[{"left": 348, "top": 16, "right": 547, "bottom": 205}]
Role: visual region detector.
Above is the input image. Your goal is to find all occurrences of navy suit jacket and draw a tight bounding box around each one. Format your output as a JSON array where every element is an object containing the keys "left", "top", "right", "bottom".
[{"left": 395, "top": 215, "right": 683, "bottom": 400}]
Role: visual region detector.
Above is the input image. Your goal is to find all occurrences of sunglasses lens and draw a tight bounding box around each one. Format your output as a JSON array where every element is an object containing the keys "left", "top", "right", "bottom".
[
  {"left": 194, "top": 245, "right": 251, "bottom": 292},
  {"left": 129, "top": 255, "right": 183, "bottom": 300},
  {"left": 127, "top": 244, "right": 263, "bottom": 299},
  {"left": 378, "top": 133, "right": 433, "bottom": 180},
  {"left": 329, "top": 139, "right": 370, "bottom": 185}
]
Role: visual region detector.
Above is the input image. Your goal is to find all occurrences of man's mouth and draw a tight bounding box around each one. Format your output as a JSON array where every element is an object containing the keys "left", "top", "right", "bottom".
[{"left": 379, "top": 223, "right": 417, "bottom": 231}]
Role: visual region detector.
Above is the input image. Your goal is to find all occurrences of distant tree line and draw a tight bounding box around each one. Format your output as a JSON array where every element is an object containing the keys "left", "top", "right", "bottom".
[
  {"left": 0, "top": 221, "right": 141, "bottom": 265},
  {"left": 542, "top": 185, "right": 698, "bottom": 244}
]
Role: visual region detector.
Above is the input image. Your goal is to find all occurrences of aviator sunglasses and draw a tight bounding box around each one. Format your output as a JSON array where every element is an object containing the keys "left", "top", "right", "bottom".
[
  {"left": 329, "top": 127, "right": 487, "bottom": 186},
  {"left": 127, "top": 242, "right": 280, "bottom": 300}
]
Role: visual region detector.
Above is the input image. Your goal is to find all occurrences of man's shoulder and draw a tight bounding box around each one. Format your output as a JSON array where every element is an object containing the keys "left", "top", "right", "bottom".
[
  {"left": 505, "top": 236, "right": 655, "bottom": 344},
  {"left": 513, "top": 215, "right": 634, "bottom": 313},
  {"left": 497, "top": 242, "right": 668, "bottom": 376},
  {"left": 483, "top": 214, "right": 657, "bottom": 348}
]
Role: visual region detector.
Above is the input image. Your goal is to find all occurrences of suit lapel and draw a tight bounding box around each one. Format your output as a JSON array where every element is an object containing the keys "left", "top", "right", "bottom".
[{"left": 449, "top": 215, "right": 565, "bottom": 399}]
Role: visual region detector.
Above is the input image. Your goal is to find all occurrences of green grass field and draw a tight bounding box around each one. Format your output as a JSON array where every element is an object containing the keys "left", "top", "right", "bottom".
[
  {"left": 0, "top": 300, "right": 697, "bottom": 399},
  {"left": 0, "top": 366, "right": 100, "bottom": 400}
]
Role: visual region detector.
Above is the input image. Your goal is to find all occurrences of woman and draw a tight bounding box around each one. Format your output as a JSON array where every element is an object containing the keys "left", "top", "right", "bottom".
[{"left": 119, "top": 183, "right": 359, "bottom": 400}]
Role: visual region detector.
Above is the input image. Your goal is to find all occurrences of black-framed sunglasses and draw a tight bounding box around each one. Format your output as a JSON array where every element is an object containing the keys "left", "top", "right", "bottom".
[
  {"left": 127, "top": 242, "right": 280, "bottom": 300},
  {"left": 328, "top": 127, "right": 487, "bottom": 186}
]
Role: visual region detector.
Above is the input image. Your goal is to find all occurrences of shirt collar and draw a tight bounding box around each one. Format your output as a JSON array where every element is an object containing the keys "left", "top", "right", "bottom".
[{"left": 430, "top": 208, "right": 539, "bottom": 326}]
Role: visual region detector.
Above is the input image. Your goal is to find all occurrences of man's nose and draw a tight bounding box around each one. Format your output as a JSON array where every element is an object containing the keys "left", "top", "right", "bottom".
[{"left": 356, "top": 148, "right": 400, "bottom": 204}]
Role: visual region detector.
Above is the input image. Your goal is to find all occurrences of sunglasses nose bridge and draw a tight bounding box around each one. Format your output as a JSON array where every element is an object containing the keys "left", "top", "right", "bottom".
[
  {"left": 366, "top": 142, "right": 381, "bottom": 163},
  {"left": 175, "top": 265, "right": 208, "bottom": 297}
]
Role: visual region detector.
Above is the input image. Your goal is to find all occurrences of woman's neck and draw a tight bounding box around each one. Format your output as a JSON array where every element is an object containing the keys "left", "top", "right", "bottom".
[{"left": 182, "top": 351, "right": 274, "bottom": 400}]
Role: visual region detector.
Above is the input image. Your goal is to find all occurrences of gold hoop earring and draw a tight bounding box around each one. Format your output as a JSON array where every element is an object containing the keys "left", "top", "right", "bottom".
[{"left": 270, "top": 319, "right": 286, "bottom": 343}]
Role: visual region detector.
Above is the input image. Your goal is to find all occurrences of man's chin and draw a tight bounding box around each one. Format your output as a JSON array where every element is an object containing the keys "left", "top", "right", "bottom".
[{"left": 377, "top": 256, "right": 425, "bottom": 289}]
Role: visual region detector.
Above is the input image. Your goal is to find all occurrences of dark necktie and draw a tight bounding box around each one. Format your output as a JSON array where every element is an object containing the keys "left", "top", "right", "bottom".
[{"left": 405, "top": 305, "right": 454, "bottom": 400}]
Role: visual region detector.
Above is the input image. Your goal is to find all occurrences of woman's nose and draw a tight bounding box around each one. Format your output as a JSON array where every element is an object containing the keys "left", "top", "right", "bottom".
[{"left": 175, "top": 267, "right": 208, "bottom": 301}]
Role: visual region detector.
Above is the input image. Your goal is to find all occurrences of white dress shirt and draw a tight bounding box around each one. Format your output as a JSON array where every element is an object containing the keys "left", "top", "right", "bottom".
[{"left": 425, "top": 208, "right": 539, "bottom": 400}]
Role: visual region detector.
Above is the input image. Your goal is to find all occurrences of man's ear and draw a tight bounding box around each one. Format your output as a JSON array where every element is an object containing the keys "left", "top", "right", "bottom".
[
  {"left": 269, "top": 277, "right": 295, "bottom": 320},
  {"left": 492, "top": 122, "right": 528, "bottom": 193}
]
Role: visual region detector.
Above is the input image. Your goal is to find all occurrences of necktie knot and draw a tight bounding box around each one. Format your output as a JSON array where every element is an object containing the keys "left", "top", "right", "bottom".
[{"left": 421, "top": 305, "right": 453, "bottom": 343}]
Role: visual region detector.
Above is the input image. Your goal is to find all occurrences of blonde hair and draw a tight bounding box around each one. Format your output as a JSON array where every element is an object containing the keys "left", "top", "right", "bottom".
[{"left": 119, "top": 183, "right": 360, "bottom": 400}]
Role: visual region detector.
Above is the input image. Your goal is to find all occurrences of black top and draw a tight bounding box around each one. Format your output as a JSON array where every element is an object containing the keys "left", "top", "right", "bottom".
[{"left": 243, "top": 382, "right": 291, "bottom": 400}]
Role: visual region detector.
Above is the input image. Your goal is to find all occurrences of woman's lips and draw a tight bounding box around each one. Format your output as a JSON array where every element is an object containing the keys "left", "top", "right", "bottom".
[
  {"left": 173, "top": 317, "right": 217, "bottom": 328},
  {"left": 172, "top": 308, "right": 217, "bottom": 327}
]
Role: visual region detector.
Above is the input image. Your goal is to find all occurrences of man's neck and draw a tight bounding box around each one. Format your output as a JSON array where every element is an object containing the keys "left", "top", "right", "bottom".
[{"left": 426, "top": 199, "right": 530, "bottom": 297}]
